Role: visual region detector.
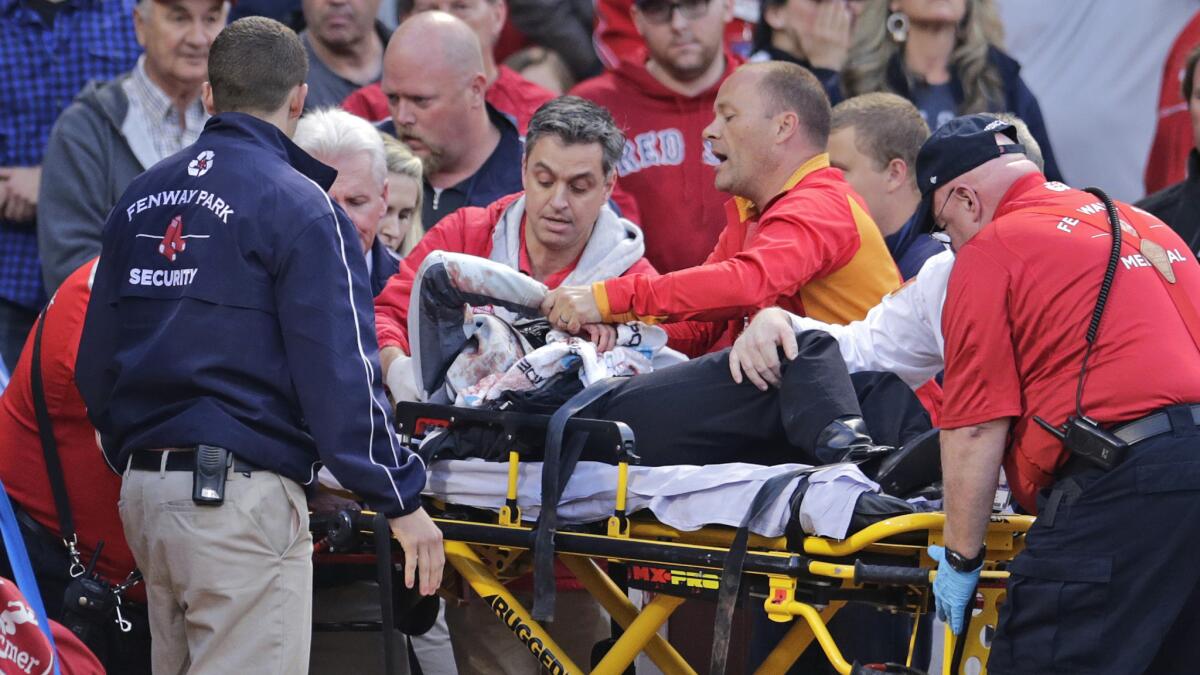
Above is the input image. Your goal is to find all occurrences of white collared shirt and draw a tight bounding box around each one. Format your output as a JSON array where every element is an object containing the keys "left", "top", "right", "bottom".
[{"left": 789, "top": 250, "right": 954, "bottom": 388}]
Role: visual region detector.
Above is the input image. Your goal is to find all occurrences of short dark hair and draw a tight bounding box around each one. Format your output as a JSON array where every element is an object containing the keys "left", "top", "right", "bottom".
[
  {"left": 207, "top": 17, "right": 308, "bottom": 114},
  {"left": 1185, "top": 43, "right": 1200, "bottom": 104},
  {"left": 832, "top": 93, "right": 929, "bottom": 184},
  {"left": 756, "top": 61, "right": 832, "bottom": 147},
  {"left": 524, "top": 96, "right": 626, "bottom": 175}
]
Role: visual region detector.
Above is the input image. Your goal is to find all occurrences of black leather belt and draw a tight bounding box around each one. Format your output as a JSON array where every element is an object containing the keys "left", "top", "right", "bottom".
[
  {"left": 128, "top": 448, "right": 261, "bottom": 473},
  {"left": 1109, "top": 403, "right": 1200, "bottom": 445},
  {"left": 13, "top": 503, "right": 54, "bottom": 540}
]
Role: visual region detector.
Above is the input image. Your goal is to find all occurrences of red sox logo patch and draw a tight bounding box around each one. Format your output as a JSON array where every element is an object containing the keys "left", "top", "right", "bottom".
[
  {"left": 134, "top": 214, "right": 210, "bottom": 263},
  {"left": 187, "top": 150, "right": 215, "bottom": 177},
  {"left": 160, "top": 215, "right": 186, "bottom": 261}
]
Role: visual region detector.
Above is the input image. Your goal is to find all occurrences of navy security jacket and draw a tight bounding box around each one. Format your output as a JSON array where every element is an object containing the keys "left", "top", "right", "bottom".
[{"left": 76, "top": 113, "right": 424, "bottom": 517}]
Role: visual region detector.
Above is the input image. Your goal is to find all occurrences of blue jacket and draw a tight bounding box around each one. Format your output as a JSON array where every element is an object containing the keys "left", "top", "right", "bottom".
[
  {"left": 368, "top": 237, "right": 400, "bottom": 298},
  {"left": 885, "top": 213, "right": 947, "bottom": 281},
  {"left": 76, "top": 113, "right": 424, "bottom": 517}
]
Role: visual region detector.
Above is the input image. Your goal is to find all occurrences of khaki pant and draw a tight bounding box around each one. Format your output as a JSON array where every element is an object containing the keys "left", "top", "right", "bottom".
[{"left": 119, "top": 459, "right": 313, "bottom": 675}]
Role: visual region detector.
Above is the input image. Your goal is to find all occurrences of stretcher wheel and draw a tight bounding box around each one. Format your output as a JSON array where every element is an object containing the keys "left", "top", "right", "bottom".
[{"left": 590, "top": 637, "right": 634, "bottom": 674}]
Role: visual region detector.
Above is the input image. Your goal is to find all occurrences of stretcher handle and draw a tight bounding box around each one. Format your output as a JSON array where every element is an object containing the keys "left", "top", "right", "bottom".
[{"left": 853, "top": 561, "right": 931, "bottom": 587}]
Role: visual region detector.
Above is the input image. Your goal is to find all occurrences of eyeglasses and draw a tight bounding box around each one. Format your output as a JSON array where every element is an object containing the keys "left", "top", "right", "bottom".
[
  {"left": 637, "top": 0, "right": 712, "bottom": 24},
  {"left": 930, "top": 185, "right": 975, "bottom": 245},
  {"left": 931, "top": 188, "right": 957, "bottom": 233}
]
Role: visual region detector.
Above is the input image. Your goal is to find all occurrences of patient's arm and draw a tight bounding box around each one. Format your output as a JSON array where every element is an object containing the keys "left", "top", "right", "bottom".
[{"left": 788, "top": 250, "right": 954, "bottom": 388}]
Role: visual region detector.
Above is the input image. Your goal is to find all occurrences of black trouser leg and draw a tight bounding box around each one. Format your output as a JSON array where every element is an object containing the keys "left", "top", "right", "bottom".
[
  {"left": 778, "top": 331, "right": 865, "bottom": 450},
  {"left": 850, "top": 371, "right": 933, "bottom": 448},
  {"left": 589, "top": 332, "right": 862, "bottom": 466},
  {"left": 988, "top": 407, "right": 1200, "bottom": 675}
]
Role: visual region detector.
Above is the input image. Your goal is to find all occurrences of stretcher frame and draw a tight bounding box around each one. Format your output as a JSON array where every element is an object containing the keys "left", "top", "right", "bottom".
[{"left": 386, "top": 403, "right": 1033, "bottom": 675}]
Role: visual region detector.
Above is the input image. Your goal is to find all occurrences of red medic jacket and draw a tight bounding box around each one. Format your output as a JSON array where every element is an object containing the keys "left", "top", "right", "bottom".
[
  {"left": 375, "top": 192, "right": 657, "bottom": 353},
  {"left": 570, "top": 48, "right": 744, "bottom": 273},
  {"left": 593, "top": 154, "right": 901, "bottom": 356}
]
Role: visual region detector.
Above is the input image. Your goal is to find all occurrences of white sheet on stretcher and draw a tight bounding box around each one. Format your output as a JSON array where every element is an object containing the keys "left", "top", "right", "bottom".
[{"left": 421, "top": 460, "right": 881, "bottom": 539}]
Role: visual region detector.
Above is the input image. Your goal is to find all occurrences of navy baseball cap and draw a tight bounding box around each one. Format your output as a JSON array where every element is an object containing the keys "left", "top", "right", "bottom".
[{"left": 913, "top": 114, "right": 1026, "bottom": 233}]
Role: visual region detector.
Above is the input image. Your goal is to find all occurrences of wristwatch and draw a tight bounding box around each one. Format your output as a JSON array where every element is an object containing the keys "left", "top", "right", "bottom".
[{"left": 944, "top": 546, "right": 985, "bottom": 572}]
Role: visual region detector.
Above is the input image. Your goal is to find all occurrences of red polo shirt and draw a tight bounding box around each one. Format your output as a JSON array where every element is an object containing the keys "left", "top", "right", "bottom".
[{"left": 941, "top": 174, "right": 1200, "bottom": 512}]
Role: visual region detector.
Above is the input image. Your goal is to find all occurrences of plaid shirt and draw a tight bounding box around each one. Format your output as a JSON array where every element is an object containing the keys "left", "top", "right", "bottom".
[
  {"left": 0, "top": 0, "right": 140, "bottom": 310},
  {"left": 123, "top": 55, "right": 209, "bottom": 164}
]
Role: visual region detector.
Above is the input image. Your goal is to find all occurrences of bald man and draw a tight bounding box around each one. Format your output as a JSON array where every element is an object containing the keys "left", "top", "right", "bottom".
[
  {"left": 342, "top": 0, "right": 555, "bottom": 134},
  {"left": 379, "top": 11, "right": 523, "bottom": 229}
]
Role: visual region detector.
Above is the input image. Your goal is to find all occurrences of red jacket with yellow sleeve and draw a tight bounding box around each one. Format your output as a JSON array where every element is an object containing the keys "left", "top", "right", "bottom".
[{"left": 593, "top": 154, "right": 901, "bottom": 357}]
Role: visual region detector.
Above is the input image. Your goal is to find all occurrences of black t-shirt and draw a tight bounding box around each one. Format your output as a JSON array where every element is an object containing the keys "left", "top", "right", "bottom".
[{"left": 377, "top": 106, "right": 524, "bottom": 231}]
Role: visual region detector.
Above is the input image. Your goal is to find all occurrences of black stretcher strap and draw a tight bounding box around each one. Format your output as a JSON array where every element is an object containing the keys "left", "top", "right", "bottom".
[
  {"left": 29, "top": 310, "right": 77, "bottom": 547},
  {"left": 531, "top": 377, "right": 623, "bottom": 622},
  {"left": 709, "top": 466, "right": 818, "bottom": 675},
  {"left": 373, "top": 512, "right": 398, "bottom": 674}
]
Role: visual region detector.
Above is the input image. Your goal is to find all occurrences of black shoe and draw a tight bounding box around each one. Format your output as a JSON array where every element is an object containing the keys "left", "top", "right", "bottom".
[
  {"left": 873, "top": 427, "right": 942, "bottom": 497},
  {"left": 813, "top": 416, "right": 894, "bottom": 475}
]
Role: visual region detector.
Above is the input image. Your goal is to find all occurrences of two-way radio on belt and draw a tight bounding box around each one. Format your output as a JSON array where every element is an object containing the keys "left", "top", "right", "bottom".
[{"left": 1033, "top": 187, "right": 1130, "bottom": 469}]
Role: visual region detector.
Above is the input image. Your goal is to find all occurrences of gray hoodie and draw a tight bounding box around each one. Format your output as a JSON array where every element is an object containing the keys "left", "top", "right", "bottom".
[{"left": 37, "top": 73, "right": 145, "bottom": 293}]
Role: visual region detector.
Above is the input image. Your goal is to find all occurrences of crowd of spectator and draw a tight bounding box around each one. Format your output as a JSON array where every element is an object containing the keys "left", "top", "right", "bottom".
[
  {"left": 3, "top": 0, "right": 1196, "bottom": 371},
  {"left": 2, "top": 0, "right": 1199, "bottom": 673}
]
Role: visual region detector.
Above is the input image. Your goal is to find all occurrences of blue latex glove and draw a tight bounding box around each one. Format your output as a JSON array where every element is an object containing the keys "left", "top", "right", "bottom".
[{"left": 928, "top": 545, "right": 982, "bottom": 635}]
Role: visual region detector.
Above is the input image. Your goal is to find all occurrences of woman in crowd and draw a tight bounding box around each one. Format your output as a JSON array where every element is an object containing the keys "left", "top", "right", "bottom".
[
  {"left": 844, "top": 0, "right": 1062, "bottom": 180},
  {"left": 380, "top": 133, "right": 426, "bottom": 256},
  {"left": 750, "top": 0, "right": 868, "bottom": 104}
]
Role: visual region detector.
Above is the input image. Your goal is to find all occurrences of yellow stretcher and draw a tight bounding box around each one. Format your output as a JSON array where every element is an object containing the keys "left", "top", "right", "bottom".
[{"left": 326, "top": 402, "right": 1034, "bottom": 675}]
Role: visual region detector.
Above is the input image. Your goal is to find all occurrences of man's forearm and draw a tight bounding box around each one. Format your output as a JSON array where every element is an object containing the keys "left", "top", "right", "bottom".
[{"left": 940, "top": 419, "right": 1010, "bottom": 557}]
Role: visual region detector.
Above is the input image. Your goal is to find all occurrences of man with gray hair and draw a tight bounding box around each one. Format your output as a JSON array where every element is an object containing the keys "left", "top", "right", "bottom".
[
  {"left": 37, "top": 0, "right": 229, "bottom": 294},
  {"left": 294, "top": 107, "right": 399, "bottom": 296}
]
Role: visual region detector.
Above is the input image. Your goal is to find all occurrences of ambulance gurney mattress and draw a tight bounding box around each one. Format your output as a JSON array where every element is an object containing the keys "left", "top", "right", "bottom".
[{"left": 422, "top": 460, "right": 930, "bottom": 542}]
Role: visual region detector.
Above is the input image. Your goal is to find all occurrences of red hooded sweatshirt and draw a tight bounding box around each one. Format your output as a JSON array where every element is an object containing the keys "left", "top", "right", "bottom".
[{"left": 570, "top": 48, "right": 744, "bottom": 273}]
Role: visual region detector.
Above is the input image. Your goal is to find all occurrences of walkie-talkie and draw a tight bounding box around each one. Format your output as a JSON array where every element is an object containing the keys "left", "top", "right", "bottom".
[
  {"left": 193, "top": 444, "right": 231, "bottom": 505},
  {"left": 1033, "top": 187, "right": 1130, "bottom": 470}
]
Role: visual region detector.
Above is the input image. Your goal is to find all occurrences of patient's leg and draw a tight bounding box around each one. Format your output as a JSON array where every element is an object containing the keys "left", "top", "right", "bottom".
[{"left": 588, "top": 331, "right": 872, "bottom": 466}]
